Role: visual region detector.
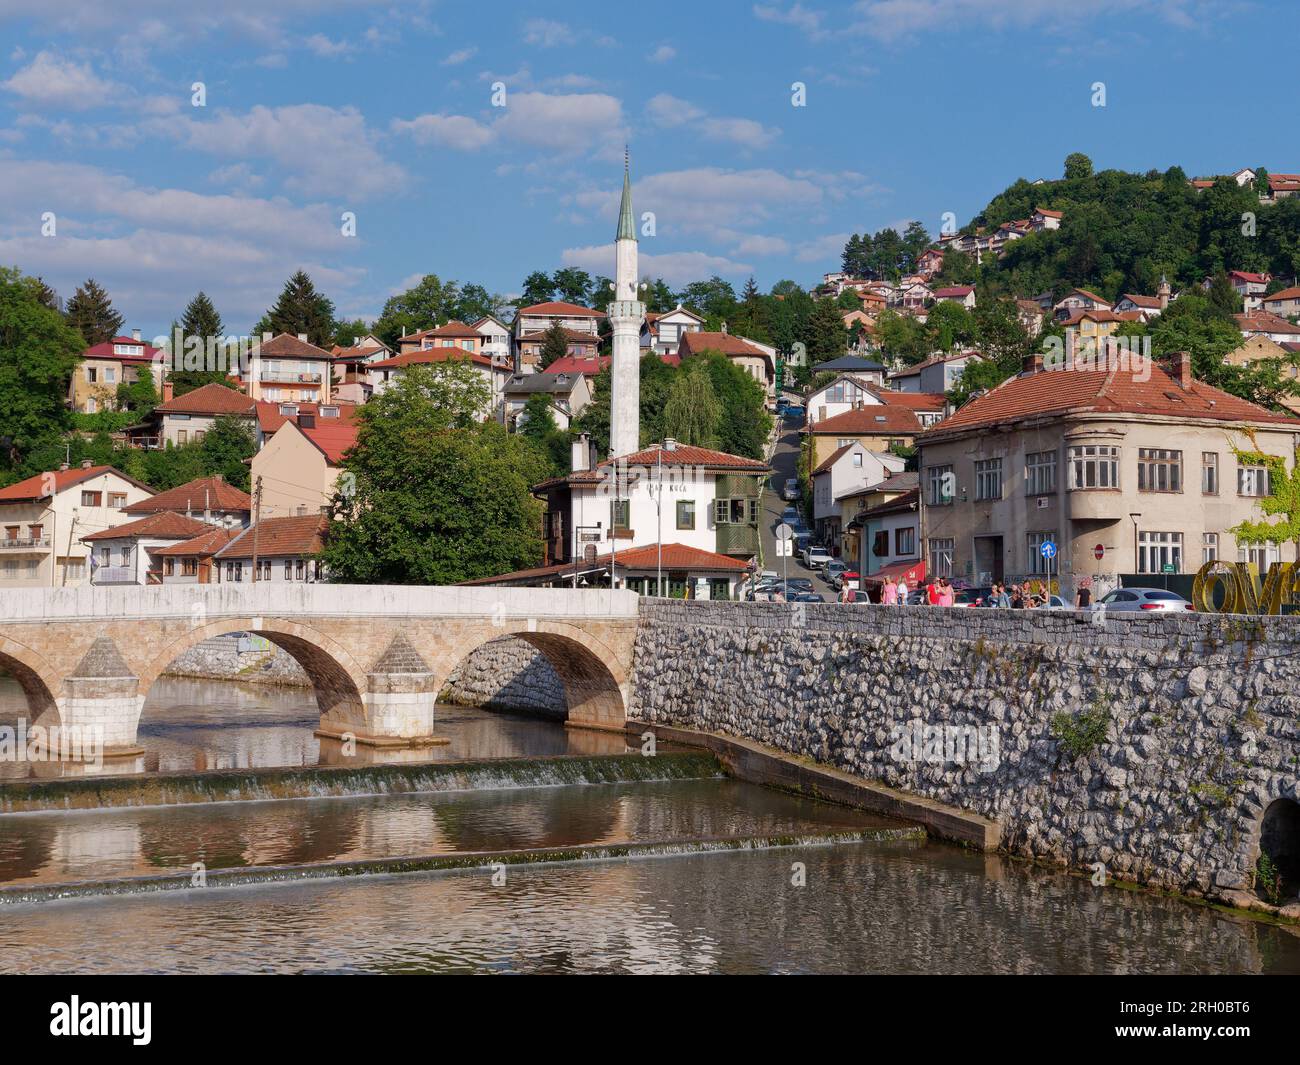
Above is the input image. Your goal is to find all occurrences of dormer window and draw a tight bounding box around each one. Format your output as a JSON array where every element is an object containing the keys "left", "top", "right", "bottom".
[
  {"left": 112, "top": 344, "right": 144, "bottom": 356},
  {"left": 279, "top": 403, "right": 299, "bottom": 416},
  {"left": 319, "top": 406, "right": 339, "bottom": 418}
]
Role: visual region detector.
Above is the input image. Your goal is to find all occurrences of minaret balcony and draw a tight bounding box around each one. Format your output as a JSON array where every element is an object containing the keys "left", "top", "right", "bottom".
[{"left": 608, "top": 300, "right": 645, "bottom": 320}]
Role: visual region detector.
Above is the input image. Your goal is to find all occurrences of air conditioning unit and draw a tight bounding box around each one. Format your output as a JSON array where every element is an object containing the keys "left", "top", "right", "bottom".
[{"left": 1037, "top": 496, "right": 1050, "bottom": 509}]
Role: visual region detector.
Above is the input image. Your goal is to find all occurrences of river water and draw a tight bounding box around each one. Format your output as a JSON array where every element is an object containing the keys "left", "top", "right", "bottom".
[{"left": 1, "top": 675, "right": 1299, "bottom": 974}]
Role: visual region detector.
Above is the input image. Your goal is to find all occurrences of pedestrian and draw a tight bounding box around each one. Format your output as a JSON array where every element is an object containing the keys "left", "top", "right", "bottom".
[
  {"left": 881, "top": 578, "right": 897, "bottom": 606},
  {"left": 1075, "top": 577, "right": 1093, "bottom": 609},
  {"left": 939, "top": 577, "right": 954, "bottom": 607},
  {"left": 991, "top": 583, "right": 1011, "bottom": 608},
  {"left": 926, "top": 580, "right": 941, "bottom": 606},
  {"left": 896, "top": 577, "right": 909, "bottom": 605},
  {"left": 1010, "top": 584, "right": 1024, "bottom": 609},
  {"left": 839, "top": 581, "right": 854, "bottom": 604}
]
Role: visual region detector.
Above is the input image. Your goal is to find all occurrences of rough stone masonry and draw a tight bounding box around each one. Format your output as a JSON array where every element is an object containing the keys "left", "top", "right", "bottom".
[{"left": 630, "top": 599, "right": 1300, "bottom": 903}]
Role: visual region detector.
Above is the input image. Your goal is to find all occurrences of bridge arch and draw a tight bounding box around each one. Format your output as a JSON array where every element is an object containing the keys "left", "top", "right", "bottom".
[
  {"left": 138, "top": 616, "right": 370, "bottom": 734},
  {"left": 0, "top": 635, "right": 61, "bottom": 728},
  {"left": 436, "top": 621, "right": 628, "bottom": 730},
  {"left": 1256, "top": 797, "right": 1300, "bottom": 902}
]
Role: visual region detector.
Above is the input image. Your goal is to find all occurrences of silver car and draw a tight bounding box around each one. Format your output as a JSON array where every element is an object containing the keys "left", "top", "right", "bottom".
[{"left": 1091, "top": 587, "right": 1193, "bottom": 613}]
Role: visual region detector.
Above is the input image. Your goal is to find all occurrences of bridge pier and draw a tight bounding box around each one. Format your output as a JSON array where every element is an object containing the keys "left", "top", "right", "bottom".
[
  {"left": 57, "top": 636, "right": 144, "bottom": 755},
  {"left": 316, "top": 633, "right": 448, "bottom": 748}
]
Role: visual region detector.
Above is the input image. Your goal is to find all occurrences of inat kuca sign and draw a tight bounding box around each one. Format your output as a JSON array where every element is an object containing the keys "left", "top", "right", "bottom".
[{"left": 1191, "top": 560, "right": 1300, "bottom": 615}]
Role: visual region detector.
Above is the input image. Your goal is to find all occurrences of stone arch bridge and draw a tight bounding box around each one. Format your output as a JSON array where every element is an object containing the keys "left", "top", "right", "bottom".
[{"left": 0, "top": 585, "right": 639, "bottom": 752}]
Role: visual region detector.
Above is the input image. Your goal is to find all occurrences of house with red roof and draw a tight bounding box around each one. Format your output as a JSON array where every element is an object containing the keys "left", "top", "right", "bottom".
[
  {"left": 68, "top": 330, "right": 165, "bottom": 415},
  {"left": 252, "top": 416, "right": 360, "bottom": 519},
  {"left": 805, "top": 404, "right": 925, "bottom": 469},
  {"left": 677, "top": 330, "right": 777, "bottom": 399},
  {"left": 247, "top": 333, "right": 335, "bottom": 405},
  {"left": 531, "top": 436, "right": 771, "bottom": 577},
  {"left": 0, "top": 462, "right": 154, "bottom": 587},
  {"left": 1234, "top": 311, "right": 1300, "bottom": 344},
  {"left": 81, "top": 511, "right": 212, "bottom": 585},
  {"left": 150, "top": 381, "right": 257, "bottom": 448},
  {"left": 1261, "top": 285, "right": 1300, "bottom": 321},
  {"left": 915, "top": 351, "right": 1300, "bottom": 596},
  {"left": 886, "top": 350, "right": 983, "bottom": 401},
  {"left": 366, "top": 345, "right": 512, "bottom": 422},
  {"left": 810, "top": 441, "right": 905, "bottom": 556},
  {"left": 211, "top": 514, "right": 330, "bottom": 584},
  {"left": 932, "top": 285, "right": 976, "bottom": 310},
  {"left": 511, "top": 301, "right": 604, "bottom": 372},
  {"left": 641, "top": 305, "right": 704, "bottom": 356},
  {"left": 121, "top": 474, "right": 252, "bottom": 525},
  {"left": 1053, "top": 288, "right": 1110, "bottom": 321}
]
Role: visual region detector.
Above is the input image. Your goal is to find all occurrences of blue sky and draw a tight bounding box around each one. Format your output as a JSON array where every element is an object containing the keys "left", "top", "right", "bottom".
[{"left": 1, "top": 0, "right": 1296, "bottom": 338}]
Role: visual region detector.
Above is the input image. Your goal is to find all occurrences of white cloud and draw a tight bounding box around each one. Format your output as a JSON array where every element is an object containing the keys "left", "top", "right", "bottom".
[
  {"left": 648, "top": 44, "right": 676, "bottom": 62},
  {"left": 394, "top": 91, "right": 626, "bottom": 158},
  {"left": 733, "top": 234, "right": 792, "bottom": 256},
  {"left": 522, "top": 18, "right": 574, "bottom": 47},
  {"left": 794, "top": 231, "right": 852, "bottom": 262},
  {"left": 158, "top": 104, "right": 405, "bottom": 200},
  {"left": 2, "top": 51, "right": 118, "bottom": 110},
  {"left": 645, "top": 93, "right": 779, "bottom": 150},
  {"left": 442, "top": 46, "right": 478, "bottom": 66},
  {"left": 390, "top": 113, "right": 493, "bottom": 151},
  {"left": 304, "top": 33, "right": 353, "bottom": 57},
  {"left": 561, "top": 244, "right": 753, "bottom": 286},
  {"left": 0, "top": 157, "right": 360, "bottom": 327},
  {"left": 753, "top": 3, "right": 829, "bottom": 40}
]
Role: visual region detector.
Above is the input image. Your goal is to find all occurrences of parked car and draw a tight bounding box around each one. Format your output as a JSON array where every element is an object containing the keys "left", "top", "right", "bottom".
[
  {"left": 841, "top": 589, "right": 872, "bottom": 604},
  {"left": 803, "top": 546, "right": 832, "bottom": 569},
  {"left": 783, "top": 478, "right": 801, "bottom": 501},
  {"left": 1091, "top": 588, "right": 1193, "bottom": 612},
  {"left": 789, "top": 592, "right": 826, "bottom": 603},
  {"left": 954, "top": 587, "right": 992, "bottom": 608},
  {"left": 831, "top": 568, "right": 860, "bottom": 591},
  {"left": 784, "top": 578, "right": 815, "bottom": 594},
  {"left": 824, "top": 560, "right": 850, "bottom": 585},
  {"left": 793, "top": 532, "right": 812, "bottom": 555},
  {"left": 784, "top": 405, "right": 805, "bottom": 422},
  {"left": 780, "top": 506, "right": 800, "bottom": 526}
]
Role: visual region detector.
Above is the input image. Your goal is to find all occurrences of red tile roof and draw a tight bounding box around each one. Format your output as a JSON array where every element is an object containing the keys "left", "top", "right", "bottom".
[
  {"left": 215, "top": 514, "right": 328, "bottom": 560},
  {"left": 874, "top": 390, "right": 947, "bottom": 411},
  {"left": 677, "top": 332, "right": 774, "bottom": 369},
  {"left": 922, "top": 358, "right": 1300, "bottom": 439},
  {"left": 1262, "top": 285, "right": 1300, "bottom": 304},
  {"left": 0, "top": 465, "right": 141, "bottom": 503},
  {"left": 369, "top": 348, "right": 495, "bottom": 370},
  {"left": 81, "top": 336, "right": 163, "bottom": 365},
  {"left": 255, "top": 400, "right": 358, "bottom": 435},
  {"left": 808, "top": 406, "right": 923, "bottom": 435},
  {"left": 81, "top": 512, "right": 210, "bottom": 542},
  {"left": 933, "top": 285, "right": 974, "bottom": 298},
  {"left": 1034, "top": 207, "right": 1063, "bottom": 218},
  {"left": 1119, "top": 293, "right": 1163, "bottom": 309},
  {"left": 1235, "top": 312, "right": 1300, "bottom": 336},
  {"left": 1059, "top": 288, "right": 1109, "bottom": 306},
  {"left": 255, "top": 333, "right": 334, "bottom": 358},
  {"left": 545, "top": 355, "right": 611, "bottom": 376},
  {"left": 122, "top": 475, "right": 251, "bottom": 515},
  {"left": 153, "top": 526, "right": 242, "bottom": 558},
  {"left": 516, "top": 301, "right": 603, "bottom": 318},
  {"left": 156, "top": 382, "right": 256, "bottom": 415},
  {"left": 602, "top": 443, "right": 769, "bottom": 471},
  {"left": 1227, "top": 270, "right": 1270, "bottom": 285},
  {"left": 300, "top": 421, "right": 359, "bottom": 465}
]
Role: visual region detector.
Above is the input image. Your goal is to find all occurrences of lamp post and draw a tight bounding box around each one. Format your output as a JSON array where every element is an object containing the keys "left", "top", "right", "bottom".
[{"left": 1129, "top": 512, "right": 1142, "bottom": 583}]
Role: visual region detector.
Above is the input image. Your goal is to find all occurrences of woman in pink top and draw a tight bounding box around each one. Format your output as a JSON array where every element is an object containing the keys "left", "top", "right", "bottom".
[
  {"left": 881, "top": 579, "right": 897, "bottom": 606},
  {"left": 938, "top": 578, "right": 955, "bottom": 607}
]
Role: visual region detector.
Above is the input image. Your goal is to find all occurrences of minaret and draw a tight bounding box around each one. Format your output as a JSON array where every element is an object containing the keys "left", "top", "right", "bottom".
[{"left": 609, "top": 150, "right": 644, "bottom": 458}]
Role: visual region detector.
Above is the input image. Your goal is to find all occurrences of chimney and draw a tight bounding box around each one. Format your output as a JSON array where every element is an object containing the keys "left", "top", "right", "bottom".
[
  {"left": 721, "top": 321, "right": 728, "bottom": 335},
  {"left": 80, "top": 458, "right": 93, "bottom": 469},
  {"left": 132, "top": 328, "right": 142, "bottom": 341},
  {"left": 664, "top": 437, "right": 678, "bottom": 452},
  {"left": 1022, "top": 352, "right": 1044, "bottom": 375},
  {"left": 59, "top": 462, "right": 70, "bottom": 471},
  {"left": 571, "top": 431, "right": 591, "bottom": 473},
  {"left": 162, "top": 380, "right": 174, "bottom": 403},
  {"left": 297, "top": 333, "right": 308, "bottom": 343},
  {"left": 1173, "top": 351, "right": 1193, "bottom": 389}
]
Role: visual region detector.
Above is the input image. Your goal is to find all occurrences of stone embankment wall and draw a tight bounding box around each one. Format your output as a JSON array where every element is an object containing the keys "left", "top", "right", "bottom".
[
  {"left": 164, "top": 634, "right": 566, "bottom": 717},
  {"left": 631, "top": 600, "right": 1300, "bottom": 906}
]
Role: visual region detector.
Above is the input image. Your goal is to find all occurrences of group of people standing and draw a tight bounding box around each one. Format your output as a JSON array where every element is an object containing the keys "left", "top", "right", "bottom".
[{"left": 878, "top": 575, "right": 955, "bottom": 606}]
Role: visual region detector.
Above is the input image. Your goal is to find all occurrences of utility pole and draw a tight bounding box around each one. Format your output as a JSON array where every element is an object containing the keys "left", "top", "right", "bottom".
[{"left": 251, "top": 475, "right": 263, "bottom": 583}]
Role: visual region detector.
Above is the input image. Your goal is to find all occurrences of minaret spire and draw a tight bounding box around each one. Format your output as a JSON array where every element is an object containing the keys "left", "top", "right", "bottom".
[{"left": 609, "top": 151, "right": 644, "bottom": 457}]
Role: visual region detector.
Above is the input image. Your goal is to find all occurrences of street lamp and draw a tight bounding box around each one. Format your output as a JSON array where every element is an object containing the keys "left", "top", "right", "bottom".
[{"left": 1129, "top": 512, "right": 1142, "bottom": 579}]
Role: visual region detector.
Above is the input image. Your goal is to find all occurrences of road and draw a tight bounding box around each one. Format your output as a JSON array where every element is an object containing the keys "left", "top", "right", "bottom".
[{"left": 758, "top": 410, "right": 840, "bottom": 600}]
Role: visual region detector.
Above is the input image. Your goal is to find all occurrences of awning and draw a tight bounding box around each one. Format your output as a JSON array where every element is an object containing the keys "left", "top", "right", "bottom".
[{"left": 862, "top": 558, "right": 926, "bottom": 585}]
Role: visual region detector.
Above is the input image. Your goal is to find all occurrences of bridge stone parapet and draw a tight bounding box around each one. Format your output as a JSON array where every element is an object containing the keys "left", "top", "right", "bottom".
[{"left": 0, "top": 586, "right": 639, "bottom": 752}]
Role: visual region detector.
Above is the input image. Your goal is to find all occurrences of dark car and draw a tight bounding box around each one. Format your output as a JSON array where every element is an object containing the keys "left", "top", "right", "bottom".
[
  {"left": 789, "top": 591, "right": 826, "bottom": 603},
  {"left": 784, "top": 578, "right": 815, "bottom": 594}
]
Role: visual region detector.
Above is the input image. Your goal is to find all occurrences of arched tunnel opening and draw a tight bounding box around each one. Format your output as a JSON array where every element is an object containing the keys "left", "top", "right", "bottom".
[{"left": 1258, "top": 798, "right": 1300, "bottom": 904}]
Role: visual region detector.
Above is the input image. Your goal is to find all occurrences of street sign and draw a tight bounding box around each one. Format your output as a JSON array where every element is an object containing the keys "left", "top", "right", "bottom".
[
  {"left": 1094, "top": 543, "right": 1104, "bottom": 560},
  {"left": 774, "top": 540, "right": 792, "bottom": 557},
  {"left": 775, "top": 522, "right": 794, "bottom": 542},
  {"left": 1039, "top": 540, "right": 1057, "bottom": 560},
  {"left": 1162, "top": 563, "right": 1176, "bottom": 574}
]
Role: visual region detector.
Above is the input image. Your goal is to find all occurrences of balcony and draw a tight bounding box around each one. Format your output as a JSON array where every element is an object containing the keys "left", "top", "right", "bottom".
[
  {"left": 91, "top": 566, "right": 137, "bottom": 584},
  {"left": 715, "top": 523, "right": 759, "bottom": 557},
  {"left": 0, "top": 536, "right": 51, "bottom": 552},
  {"left": 259, "top": 371, "right": 323, "bottom": 383}
]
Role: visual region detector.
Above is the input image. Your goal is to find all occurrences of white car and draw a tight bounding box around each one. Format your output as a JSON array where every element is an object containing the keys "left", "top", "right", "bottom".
[
  {"left": 803, "top": 546, "right": 832, "bottom": 569},
  {"left": 1091, "top": 588, "right": 1193, "bottom": 613}
]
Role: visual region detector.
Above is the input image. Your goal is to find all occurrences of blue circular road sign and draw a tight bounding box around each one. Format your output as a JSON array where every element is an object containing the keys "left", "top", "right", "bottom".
[{"left": 1040, "top": 540, "right": 1057, "bottom": 559}]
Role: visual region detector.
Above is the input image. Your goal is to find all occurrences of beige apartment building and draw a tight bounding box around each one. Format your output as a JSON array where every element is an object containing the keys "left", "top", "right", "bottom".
[
  {"left": 251, "top": 417, "right": 358, "bottom": 518},
  {"left": 0, "top": 462, "right": 155, "bottom": 587},
  {"left": 68, "top": 331, "right": 165, "bottom": 414},
  {"left": 916, "top": 353, "right": 1300, "bottom": 596}
]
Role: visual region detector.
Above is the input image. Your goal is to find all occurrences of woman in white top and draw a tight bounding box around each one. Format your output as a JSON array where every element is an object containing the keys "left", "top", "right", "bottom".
[{"left": 895, "top": 578, "right": 908, "bottom": 604}]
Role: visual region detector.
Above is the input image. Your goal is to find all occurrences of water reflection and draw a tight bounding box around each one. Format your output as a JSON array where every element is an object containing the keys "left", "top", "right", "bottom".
[
  {"left": 3, "top": 842, "right": 1298, "bottom": 974},
  {"left": 0, "top": 780, "right": 886, "bottom": 887},
  {"left": 0, "top": 675, "right": 632, "bottom": 779}
]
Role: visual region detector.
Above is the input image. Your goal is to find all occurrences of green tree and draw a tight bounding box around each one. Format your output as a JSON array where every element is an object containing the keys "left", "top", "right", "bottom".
[
  {"left": 662, "top": 362, "right": 721, "bottom": 448},
  {"left": 0, "top": 268, "right": 84, "bottom": 479},
  {"left": 1064, "top": 152, "right": 1094, "bottom": 181},
  {"left": 173, "top": 291, "right": 231, "bottom": 395},
  {"left": 200, "top": 415, "right": 256, "bottom": 491},
  {"left": 551, "top": 268, "right": 592, "bottom": 305},
  {"left": 804, "top": 297, "right": 847, "bottom": 366},
  {"left": 254, "top": 270, "right": 336, "bottom": 347},
  {"left": 694, "top": 351, "right": 771, "bottom": 458},
  {"left": 519, "top": 271, "right": 556, "bottom": 306},
  {"left": 373, "top": 273, "right": 462, "bottom": 349},
  {"left": 926, "top": 300, "right": 975, "bottom": 352},
  {"left": 519, "top": 392, "right": 558, "bottom": 441},
  {"left": 538, "top": 320, "right": 571, "bottom": 370},
  {"left": 64, "top": 279, "right": 124, "bottom": 346}
]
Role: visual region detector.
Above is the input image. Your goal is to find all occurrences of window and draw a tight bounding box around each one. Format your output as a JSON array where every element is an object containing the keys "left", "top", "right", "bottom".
[
  {"left": 974, "top": 458, "right": 1003, "bottom": 501},
  {"left": 164, "top": 558, "right": 175, "bottom": 577},
  {"left": 925, "top": 465, "right": 954, "bottom": 506},
  {"left": 86, "top": 367, "right": 97, "bottom": 383},
  {"left": 676, "top": 499, "right": 695, "bottom": 530},
  {"left": 258, "top": 561, "right": 270, "bottom": 581},
  {"left": 177, "top": 430, "right": 188, "bottom": 444},
  {"left": 296, "top": 560, "right": 306, "bottom": 581},
  {"left": 1025, "top": 451, "right": 1057, "bottom": 495},
  {"left": 713, "top": 498, "right": 749, "bottom": 524},
  {"left": 28, "top": 524, "right": 42, "bottom": 540},
  {"left": 108, "top": 492, "right": 127, "bottom": 508},
  {"left": 1239, "top": 542, "right": 1280, "bottom": 569},
  {"left": 1137, "top": 448, "right": 1182, "bottom": 492},
  {"left": 1026, "top": 531, "right": 1054, "bottom": 574},
  {"left": 284, "top": 560, "right": 293, "bottom": 580},
  {"left": 182, "top": 559, "right": 198, "bottom": 577},
  {"left": 1202, "top": 532, "right": 1218, "bottom": 563},
  {"left": 852, "top": 452, "right": 863, "bottom": 468},
  {"left": 1068, "top": 444, "right": 1119, "bottom": 489},
  {"left": 104, "top": 367, "right": 115, "bottom": 384},
  {"left": 1202, "top": 452, "right": 1218, "bottom": 495},
  {"left": 225, "top": 561, "right": 243, "bottom": 582},
  {"left": 81, "top": 491, "right": 102, "bottom": 507},
  {"left": 63, "top": 558, "right": 84, "bottom": 580},
  {"left": 895, "top": 527, "right": 916, "bottom": 555},
  {"left": 1238, "top": 463, "right": 1271, "bottom": 497},
  {"left": 610, "top": 499, "right": 630, "bottom": 531},
  {"left": 826, "top": 384, "right": 845, "bottom": 403},
  {"left": 928, "top": 538, "right": 954, "bottom": 577},
  {"left": 86, "top": 398, "right": 97, "bottom": 414},
  {"left": 1138, "top": 531, "right": 1183, "bottom": 574}
]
